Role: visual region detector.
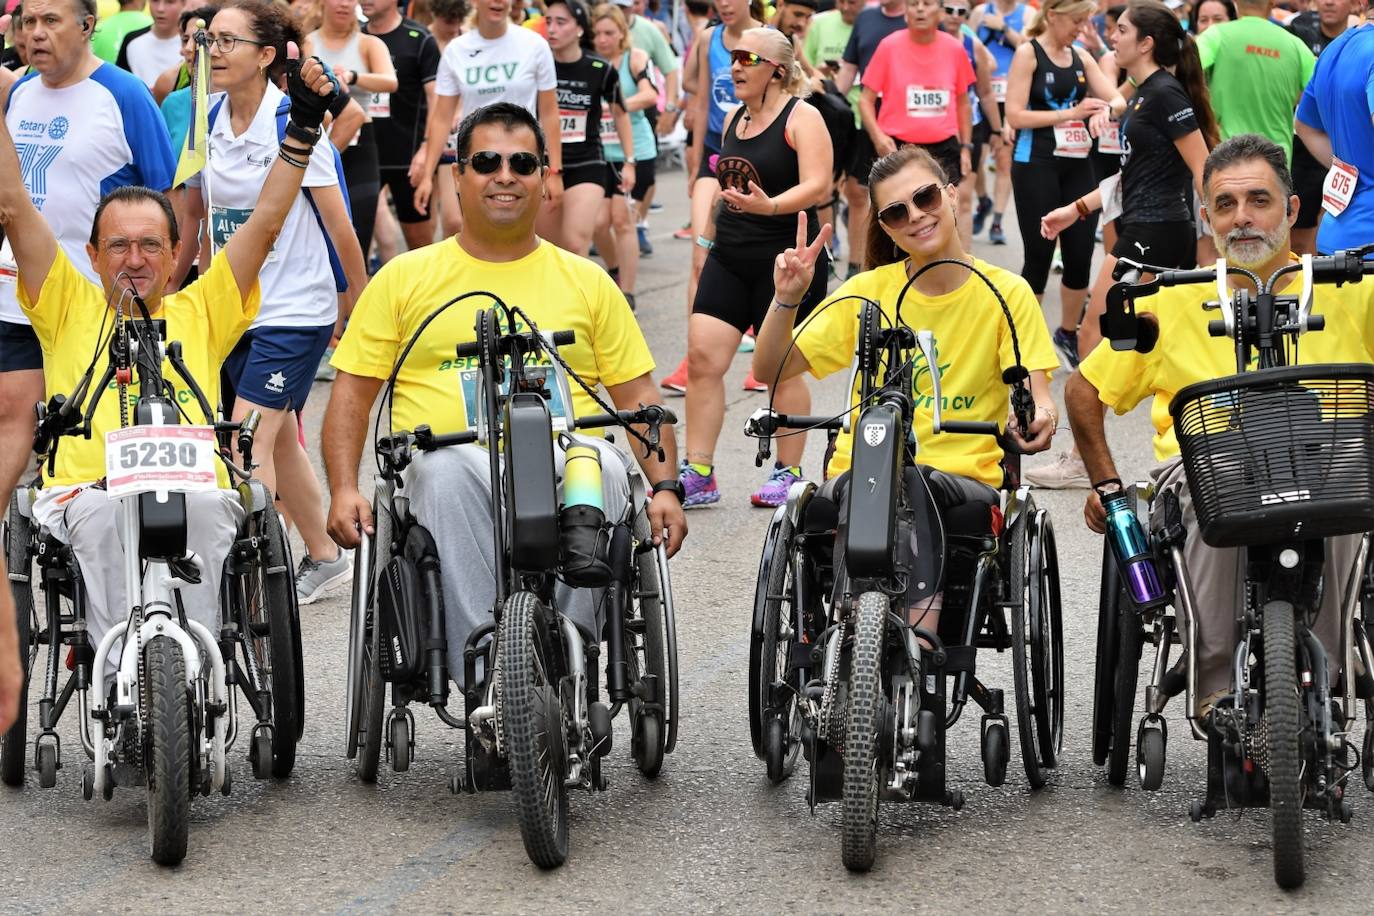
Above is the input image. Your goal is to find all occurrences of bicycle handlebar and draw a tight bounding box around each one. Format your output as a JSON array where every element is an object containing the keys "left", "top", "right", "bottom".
[{"left": 453, "top": 328, "right": 575, "bottom": 360}]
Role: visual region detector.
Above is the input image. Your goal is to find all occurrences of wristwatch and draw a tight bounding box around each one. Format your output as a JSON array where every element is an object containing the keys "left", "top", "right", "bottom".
[{"left": 651, "top": 479, "right": 686, "bottom": 504}]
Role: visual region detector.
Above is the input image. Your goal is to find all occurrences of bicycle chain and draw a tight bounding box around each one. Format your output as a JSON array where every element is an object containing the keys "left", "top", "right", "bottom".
[{"left": 818, "top": 614, "right": 848, "bottom": 749}]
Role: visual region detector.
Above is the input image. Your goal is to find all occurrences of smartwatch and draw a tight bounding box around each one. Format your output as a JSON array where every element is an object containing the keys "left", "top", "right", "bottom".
[{"left": 652, "top": 479, "right": 686, "bottom": 504}]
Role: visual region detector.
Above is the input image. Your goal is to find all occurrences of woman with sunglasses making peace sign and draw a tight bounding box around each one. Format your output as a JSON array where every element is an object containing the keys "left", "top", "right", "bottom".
[
  {"left": 678, "top": 27, "right": 832, "bottom": 509},
  {"left": 753, "top": 146, "right": 1059, "bottom": 628}
]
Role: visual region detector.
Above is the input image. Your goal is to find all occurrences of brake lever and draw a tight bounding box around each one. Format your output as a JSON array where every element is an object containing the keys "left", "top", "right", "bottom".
[{"left": 744, "top": 407, "right": 777, "bottom": 467}]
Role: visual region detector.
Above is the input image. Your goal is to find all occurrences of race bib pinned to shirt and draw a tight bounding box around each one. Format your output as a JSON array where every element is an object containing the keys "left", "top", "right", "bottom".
[
  {"left": 559, "top": 110, "right": 588, "bottom": 144},
  {"left": 905, "top": 86, "right": 950, "bottom": 119},
  {"left": 1053, "top": 120, "right": 1091, "bottom": 159},
  {"left": 599, "top": 113, "right": 618, "bottom": 145},
  {"left": 1096, "top": 121, "right": 1124, "bottom": 156},
  {"left": 104, "top": 425, "right": 218, "bottom": 499},
  {"left": 210, "top": 207, "right": 277, "bottom": 262},
  {"left": 990, "top": 76, "right": 1008, "bottom": 103},
  {"left": 0, "top": 236, "right": 15, "bottom": 284},
  {"left": 368, "top": 92, "right": 391, "bottom": 119},
  {"left": 1322, "top": 157, "right": 1359, "bottom": 218}
]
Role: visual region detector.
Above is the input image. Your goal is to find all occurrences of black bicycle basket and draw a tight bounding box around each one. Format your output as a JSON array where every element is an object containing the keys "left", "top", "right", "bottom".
[{"left": 1169, "top": 363, "right": 1374, "bottom": 548}]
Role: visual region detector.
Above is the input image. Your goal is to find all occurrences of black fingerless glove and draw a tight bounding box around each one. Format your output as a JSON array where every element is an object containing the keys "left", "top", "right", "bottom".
[{"left": 284, "top": 54, "right": 342, "bottom": 138}]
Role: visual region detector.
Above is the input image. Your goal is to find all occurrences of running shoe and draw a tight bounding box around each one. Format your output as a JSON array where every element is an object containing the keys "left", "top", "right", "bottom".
[
  {"left": 972, "top": 196, "right": 993, "bottom": 236},
  {"left": 315, "top": 347, "right": 337, "bottom": 382},
  {"left": 1051, "top": 250, "right": 1064, "bottom": 273},
  {"left": 637, "top": 225, "right": 654, "bottom": 256},
  {"left": 679, "top": 462, "right": 721, "bottom": 508},
  {"left": 296, "top": 549, "right": 353, "bottom": 605},
  {"left": 649, "top": 201, "right": 664, "bottom": 213},
  {"left": 738, "top": 331, "right": 755, "bottom": 353},
  {"left": 673, "top": 223, "right": 693, "bottom": 241},
  {"left": 989, "top": 221, "right": 1007, "bottom": 245},
  {"left": 1052, "top": 327, "right": 1080, "bottom": 369},
  {"left": 660, "top": 357, "right": 688, "bottom": 394},
  {"left": 1024, "top": 451, "right": 1090, "bottom": 489},
  {"left": 742, "top": 369, "right": 768, "bottom": 392},
  {"left": 751, "top": 464, "right": 803, "bottom": 508}
]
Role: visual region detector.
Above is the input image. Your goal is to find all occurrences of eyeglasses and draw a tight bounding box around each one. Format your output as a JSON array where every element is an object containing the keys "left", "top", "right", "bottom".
[
  {"left": 460, "top": 150, "right": 543, "bottom": 176},
  {"left": 100, "top": 236, "right": 171, "bottom": 257},
  {"left": 205, "top": 33, "right": 268, "bottom": 53},
  {"left": 876, "top": 183, "right": 948, "bottom": 230},
  {"left": 943, "top": 4, "right": 970, "bottom": 15},
  {"left": 729, "top": 49, "right": 778, "bottom": 68}
]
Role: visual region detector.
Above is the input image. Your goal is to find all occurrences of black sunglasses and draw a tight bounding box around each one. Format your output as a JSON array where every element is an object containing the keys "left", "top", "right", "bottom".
[
  {"left": 876, "top": 182, "right": 948, "bottom": 230},
  {"left": 460, "top": 150, "right": 543, "bottom": 176}
]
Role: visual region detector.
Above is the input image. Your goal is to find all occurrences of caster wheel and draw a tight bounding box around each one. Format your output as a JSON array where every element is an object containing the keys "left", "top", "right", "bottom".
[
  {"left": 252, "top": 732, "right": 273, "bottom": 780},
  {"left": 764, "top": 716, "right": 789, "bottom": 784},
  {"left": 221, "top": 763, "right": 232, "bottom": 797},
  {"left": 1363, "top": 726, "right": 1374, "bottom": 792},
  {"left": 101, "top": 764, "right": 115, "bottom": 801},
  {"left": 390, "top": 716, "right": 411, "bottom": 773},
  {"left": 81, "top": 764, "right": 94, "bottom": 800},
  {"left": 1137, "top": 723, "right": 1166, "bottom": 791},
  {"left": 37, "top": 743, "right": 57, "bottom": 789},
  {"left": 982, "top": 720, "right": 1009, "bottom": 788},
  {"left": 1340, "top": 801, "right": 1354, "bottom": 824},
  {"left": 1189, "top": 801, "right": 1205, "bottom": 823},
  {"left": 589, "top": 702, "right": 612, "bottom": 758}
]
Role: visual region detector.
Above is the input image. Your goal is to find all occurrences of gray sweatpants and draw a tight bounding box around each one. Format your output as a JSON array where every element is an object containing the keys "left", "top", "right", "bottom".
[
  {"left": 403, "top": 438, "right": 633, "bottom": 687},
  {"left": 61, "top": 488, "right": 244, "bottom": 674},
  {"left": 1154, "top": 458, "right": 1354, "bottom": 705}
]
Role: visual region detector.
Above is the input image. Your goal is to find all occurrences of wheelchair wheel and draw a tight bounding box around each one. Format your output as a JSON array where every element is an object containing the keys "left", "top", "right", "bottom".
[
  {"left": 749, "top": 507, "right": 789, "bottom": 758},
  {"left": 1092, "top": 541, "right": 1141, "bottom": 786},
  {"left": 501, "top": 590, "right": 570, "bottom": 869},
  {"left": 628, "top": 508, "right": 672, "bottom": 777},
  {"left": 246, "top": 505, "right": 300, "bottom": 778},
  {"left": 752, "top": 508, "right": 801, "bottom": 783},
  {"left": 841, "top": 591, "right": 886, "bottom": 873},
  {"left": 1008, "top": 508, "right": 1061, "bottom": 788},
  {"left": 347, "top": 496, "right": 389, "bottom": 783},
  {"left": 1262, "top": 600, "right": 1305, "bottom": 890},
  {"left": 1, "top": 495, "right": 33, "bottom": 787},
  {"left": 144, "top": 635, "right": 191, "bottom": 866}
]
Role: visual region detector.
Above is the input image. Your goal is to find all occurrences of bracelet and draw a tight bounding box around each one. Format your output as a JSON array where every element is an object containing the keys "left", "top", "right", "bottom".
[
  {"left": 280, "top": 142, "right": 313, "bottom": 159},
  {"left": 773, "top": 297, "right": 800, "bottom": 310},
  {"left": 1037, "top": 404, "right": 1059, "bottom": 428},
  {"left": 1074, "top": 198, "right": 1090, "bottom": 220},
  {"left": 347, "top": 70, "right": 359, "bottom": 86},
  {"left": 277, "top": 147, "right": 309, "bottom": 169}
]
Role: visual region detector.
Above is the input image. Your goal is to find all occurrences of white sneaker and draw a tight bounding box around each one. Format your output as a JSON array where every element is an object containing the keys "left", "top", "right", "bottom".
[
  {"left": 1024, "top": 451, "right": 1090, "bottom": 489},
  {"left": 295, "top": 549, "right": 353, "bottom": 605}
]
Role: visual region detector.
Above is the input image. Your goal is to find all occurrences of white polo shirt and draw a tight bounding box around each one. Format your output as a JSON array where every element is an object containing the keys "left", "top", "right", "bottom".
[
  {"left": 193, "top": 81, "right": 340, "bottom": 329},
  {"left": 434, "top": 25, "right": 555, "bottom": 115},
  {"left": 124, "top": 30, "right": 183, "bottom": 88},
  {"left": 0, "top": 63, "right": 176, "bottom": 326}
]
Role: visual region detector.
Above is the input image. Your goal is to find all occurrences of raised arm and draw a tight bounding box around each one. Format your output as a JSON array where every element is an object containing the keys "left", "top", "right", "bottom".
[
  {"left": 224, "top": 45, "right": 342, "bottom": 299},
  {"left": 0, "top": 111, "right": 57, "bottom": 305}
]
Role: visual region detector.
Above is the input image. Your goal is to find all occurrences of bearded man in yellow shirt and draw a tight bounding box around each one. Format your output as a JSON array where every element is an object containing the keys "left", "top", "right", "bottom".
[
  {"left": 0, "top": 47, "right": 340, "bottom": 675},
  {"left": 322, "top": 102, "right": 687, "bottom": 687},
  {"left": 1066, "top": 133, "right": 1374, "bottom": 714}
]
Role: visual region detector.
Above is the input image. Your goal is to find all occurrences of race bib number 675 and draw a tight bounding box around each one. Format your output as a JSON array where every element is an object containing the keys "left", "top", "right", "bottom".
[{"left": 105, "top": 426, "right": 218, "bottom": 498}]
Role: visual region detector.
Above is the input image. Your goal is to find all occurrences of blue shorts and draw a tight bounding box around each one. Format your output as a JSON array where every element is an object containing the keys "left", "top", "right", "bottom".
[
  {"left": 0, "top": 320, "right": 43, "bottom": 372},
  {"left": 222, "top": 324, "right": 333, "bottom": 413}
]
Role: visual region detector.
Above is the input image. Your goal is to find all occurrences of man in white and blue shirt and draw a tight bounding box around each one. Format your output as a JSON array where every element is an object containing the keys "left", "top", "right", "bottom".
[{"left": 0, "top": 0, "right": 175, "bottom": 509}]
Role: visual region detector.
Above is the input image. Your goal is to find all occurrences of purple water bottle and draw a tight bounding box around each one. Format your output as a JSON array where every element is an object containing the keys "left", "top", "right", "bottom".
[{"left": 1101, "top": 488, "right": 1165, "bottom": 607}]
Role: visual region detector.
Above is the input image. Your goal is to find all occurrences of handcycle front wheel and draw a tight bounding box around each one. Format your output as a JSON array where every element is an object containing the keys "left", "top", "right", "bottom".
[
  {"left": 1263, "top": 599, "right": 1305, "bottom": 890},
  {"left": 841, "top": 590, "right": 886, "bottom": 873},
  {"left": 144, "top": 635, "right": 191, "bottom": 866},
  {"left": 1, "top": 493, "right": 33, "bottom": 787}
]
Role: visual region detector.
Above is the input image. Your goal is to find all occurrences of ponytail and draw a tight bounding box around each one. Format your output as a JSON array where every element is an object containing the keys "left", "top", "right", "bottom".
[
  {"left": 1026, "top": 0, "right": 1096, "bottom": 38},
  {"left": 744, "top": 27, "right": 812, "bottom": 97},
  {"left": 1125, "top": 0, "right": 1219, "bottom": 148}
]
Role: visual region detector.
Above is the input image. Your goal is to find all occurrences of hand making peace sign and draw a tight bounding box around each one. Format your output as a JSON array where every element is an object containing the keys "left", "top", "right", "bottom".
[{"left": 773, "top": 212, "right": 834, "bottom": 306}]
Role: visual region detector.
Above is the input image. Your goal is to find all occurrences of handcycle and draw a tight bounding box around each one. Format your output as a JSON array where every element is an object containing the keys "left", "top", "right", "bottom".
[
  {"left": 343, "top": 298, "right": 680, "bottom": 868},
  {"left": 0, "top": 293, "right": 303, "bottom": 865},
  {"left": 1092, "top": 244, "right": 1374, "bottom": 888},
  {"left": 744, "top": 261, "right": 1064, "bottom": 872}
]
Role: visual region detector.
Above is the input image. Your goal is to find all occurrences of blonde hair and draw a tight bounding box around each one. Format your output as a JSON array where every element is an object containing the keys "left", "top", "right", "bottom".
[
  {"left": 742, "top": 26, "right": 810, "bottom": 97},
  {"left": 590, "top": 3, "right": 631, "bottom": 52},
  {"left": 1026, "top": 0, "right": 1097, "bottom": 37}
]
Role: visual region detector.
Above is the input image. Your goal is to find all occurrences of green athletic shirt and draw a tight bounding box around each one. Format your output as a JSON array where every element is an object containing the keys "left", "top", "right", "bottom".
[
  {"left": 91, "top": 10, "right": 152, "bottom": 64},
  {"left": 629, "top": 15, "right": 680, "bottom": 76},
  {"left": 1196, "top": 15, "right": 1315, "bottom": 162},
  {"left": 804, "top": 10, "right": 859, "bottom": 125}
]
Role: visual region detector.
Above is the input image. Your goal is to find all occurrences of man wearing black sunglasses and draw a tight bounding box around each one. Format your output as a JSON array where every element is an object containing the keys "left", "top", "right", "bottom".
[{"left": 323, "top": 102, "right": 688, "bottom": 684}]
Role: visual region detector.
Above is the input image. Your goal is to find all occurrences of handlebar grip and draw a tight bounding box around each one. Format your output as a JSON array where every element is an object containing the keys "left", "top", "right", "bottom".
[
  {"left": 1307, "top": 314, "right": 1325, "bottom": 331},
  {"left": 940, "top": 420, "right": 1000, "bottom": 436},
  {"left": 575, "top": 413, "right": 618, "bottom": 429},
  {"left": 1157, "top": 268, "right": 1220, "bottom": 287},
  {"left": 552, "top": 330, "right": 575, "bottom": 347},
  {"left": 1207, "top": 319, "right": 1227, "bottom": 338},
  {"left": 427, "top": 430, "right": 478, "bottom": 448},
  {"left": 773, "top": 414, "right": 846, "bottom": 431},
  {"left": 653, "top": 406, "right": 678, "bottom": 425},
  {"left": 454, "top": 340, "right": 480, "bottom": 359}
]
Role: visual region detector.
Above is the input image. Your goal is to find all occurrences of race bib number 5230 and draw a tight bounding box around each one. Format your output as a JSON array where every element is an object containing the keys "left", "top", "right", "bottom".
[{"left": 105, "top": 426, "right": 218, "bottom": 498}]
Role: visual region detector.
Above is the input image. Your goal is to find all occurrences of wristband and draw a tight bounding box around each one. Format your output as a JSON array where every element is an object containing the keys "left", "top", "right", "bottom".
[
  {"left": 284, "top": 120, "right": 323, "bottom": 146},
  {"left": 1075, "top": 198, "right": 1090, "bottom": 220},
  {"left": 652, "top": 479, "right": 686, "bottom": 504},
  {"left": 773, "top": 297, "right": 800, "bottom": 310},
  {"left": 278, "top": 147, "right": 309, "bottom": 169},
  {"left": 347, "top": 70, "right": 359, "bottom": 86},
  {"left": 280, "top": 142, "right": 313, "bottom": 158}
]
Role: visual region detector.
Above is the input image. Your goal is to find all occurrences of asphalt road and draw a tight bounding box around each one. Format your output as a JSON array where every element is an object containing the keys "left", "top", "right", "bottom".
[{"left": 2, "top": 167, "right": 1371, "bottom": 915}]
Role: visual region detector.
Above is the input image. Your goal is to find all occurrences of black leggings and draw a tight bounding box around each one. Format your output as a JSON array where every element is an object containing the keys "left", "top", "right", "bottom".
[
  {"left": 341, "top": 122, "right": 381, "bottom": 259},
  {"left": 1012, "top": 158, "right": 1098, "bottom": 294}
]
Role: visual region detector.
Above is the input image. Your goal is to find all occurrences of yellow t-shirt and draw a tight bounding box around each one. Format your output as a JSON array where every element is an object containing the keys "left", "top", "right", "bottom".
[
  {"left": 1079, "top": 277, "right": 1374, "bottom": 463},
  {"left": 20, "top": 249, "right": 260, "bottom": 487},
  {"left": 331, "top": 237, "right": 655, "bottom": 434},
  {"left": 794, "top": 258, "right": 1059, "bottom": 486}
]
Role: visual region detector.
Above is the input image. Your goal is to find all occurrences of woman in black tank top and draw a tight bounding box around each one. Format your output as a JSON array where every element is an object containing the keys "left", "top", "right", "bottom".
[
  {"left": 1004, "top": 0, "right": 1123, "bottom": 373},
  {"left": 679, "top": 27, "right": 833, "bottom": 510}
]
